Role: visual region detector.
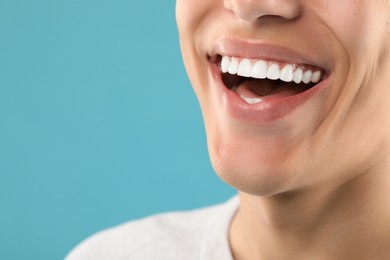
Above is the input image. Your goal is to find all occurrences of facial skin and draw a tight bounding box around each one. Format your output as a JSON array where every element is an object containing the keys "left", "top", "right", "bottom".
[
  {"left": 177, "top": 0, "right": 390, "bottom": 259},
  {"left": 176, "top": 0, "right": 390, "bottom": 196}
]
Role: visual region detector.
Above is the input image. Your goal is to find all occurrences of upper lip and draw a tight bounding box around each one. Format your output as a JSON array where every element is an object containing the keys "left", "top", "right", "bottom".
[{"left": 209, "top": 37, "right": 331, "bottom": 74}]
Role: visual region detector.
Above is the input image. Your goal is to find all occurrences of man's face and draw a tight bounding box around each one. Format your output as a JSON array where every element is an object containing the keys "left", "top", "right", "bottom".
[{"left": 176, "top": 0, "right": 390, "bottom": 195}]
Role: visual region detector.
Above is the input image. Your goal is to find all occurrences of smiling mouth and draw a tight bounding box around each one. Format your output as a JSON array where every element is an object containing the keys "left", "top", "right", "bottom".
[{"left": 212, "top": 55, "right": 327, "bottom": 104}]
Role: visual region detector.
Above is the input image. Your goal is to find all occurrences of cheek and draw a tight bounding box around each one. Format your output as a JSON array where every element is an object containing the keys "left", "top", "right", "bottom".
[
  {"left": 319, "top": 1, "right": 390, "bottom": 129},
  {"left": 319, "top": 2, "right": 390, "bottom": 174},
  {"left": 176, "top": 0, "right": 212, "bottom": 33},
  {"left": 324, "top": 1, "right": 386, "bottom": 64},
  {"left": 176, "top": 0, "right": 214, "bottom": 89}
]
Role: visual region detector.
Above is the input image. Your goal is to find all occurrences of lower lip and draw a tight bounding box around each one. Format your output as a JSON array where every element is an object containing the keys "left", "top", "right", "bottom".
[{"left": 210, "top": 62, "right": 330, "bottom": 124}]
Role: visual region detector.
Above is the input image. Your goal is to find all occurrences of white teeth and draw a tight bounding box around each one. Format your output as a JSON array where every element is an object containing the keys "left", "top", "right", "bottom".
[
  {"left": 311, "top": 71, "right": 321, "bottom": 83},
  {"left": 239, "top": 95, "right": 263, "bottom": 104},
  {"left": 220, "top": 56, "right": 323, "bottom": 85},
  {"left": 228, "top": 58, "right": 239, "bottom": 74},
  {"left": 293, "top": 68, "right": 303, "bottom": 84},
  {"left": 267, "top": 63, "right": 280, "bottom": 80},
  {"left": 221, "top": 56, "right": 230, "bottom": 73},
  {"left": 280, "top": 64, "right": 294, "bottom": 82},
  {"left": 237, "top": 59, "right": 252, "bottom": 77},
  {"left": 251, "top": 60, "right": 268, "bottom": 79},
  {"left": 302, "top": 70, "right": 312, "bottom": 84}
]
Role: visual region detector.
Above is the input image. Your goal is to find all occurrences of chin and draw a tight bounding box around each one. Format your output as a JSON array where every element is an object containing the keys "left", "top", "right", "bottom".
[
  {"left": 211, "top": 155, "right": 293, "bottom": 196},
  {"left": 207, "top": 134, "right": 305, "bottom": 196}
]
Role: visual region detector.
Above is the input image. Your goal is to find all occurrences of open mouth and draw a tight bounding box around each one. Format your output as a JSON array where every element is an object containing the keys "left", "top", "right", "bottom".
[{"left": 212, "top": 55, "right": 327, "bottom": 105}]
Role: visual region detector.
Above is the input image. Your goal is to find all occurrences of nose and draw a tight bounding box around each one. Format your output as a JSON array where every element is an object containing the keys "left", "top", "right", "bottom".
[{"left": 224, "top": 0, "right": 302, "bottom": 23}]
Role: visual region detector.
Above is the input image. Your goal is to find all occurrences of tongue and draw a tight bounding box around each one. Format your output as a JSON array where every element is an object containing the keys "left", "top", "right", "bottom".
[{"left": 235, "top": 79, "right": 304, "bottom": 101}]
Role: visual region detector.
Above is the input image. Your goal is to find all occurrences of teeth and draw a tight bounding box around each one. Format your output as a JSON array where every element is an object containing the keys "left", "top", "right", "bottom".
[
  {"left": 311, "top": 71, "right": 321, "bottom": 83},
  {"left": 302, "top": 70, "right": 312, "bottom": 84},
  {"left": 267, "top": 63, "right": 280, "bottom": 80},
  {"left": 251, "top": 60, "right": 268, "bottom": 79},
  {"left": 293, "top": 68, "right": 303, "bottom": 84},
  {"left": 220, "top": 56, "right": 323, "bottom": 85},
  {"left": 237, "top": 59, "right": 252, "bottom": 77},
  {"left": 239, "top": 95, "right": 263, "bottom": 104},
  {"left": 221, "top": 56, "right": 230, "bottom": 73},
  {"left": 228, "top": 58, "right": 239, "bottom": 74},
  {"left": 280, "top": 64, "right": 294, "bottom": 82}
]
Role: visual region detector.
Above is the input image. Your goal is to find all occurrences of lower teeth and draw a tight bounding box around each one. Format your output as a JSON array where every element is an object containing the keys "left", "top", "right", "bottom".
[{"left": 239, "top": 95, "right": 263, "bottom": 104}]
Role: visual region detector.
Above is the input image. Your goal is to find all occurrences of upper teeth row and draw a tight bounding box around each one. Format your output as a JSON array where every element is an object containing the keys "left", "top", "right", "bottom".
[{"left": 221, "top": 56, "right": 322, "bottom": 84}]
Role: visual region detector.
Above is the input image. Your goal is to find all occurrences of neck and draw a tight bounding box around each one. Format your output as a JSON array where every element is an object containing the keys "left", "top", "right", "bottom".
[{"left": 229, "top": 158, "right": 390, "bottom": 260}]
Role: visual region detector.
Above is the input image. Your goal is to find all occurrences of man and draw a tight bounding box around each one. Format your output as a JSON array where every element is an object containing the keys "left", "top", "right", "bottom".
[{"left": 67, "top": 1, "right": 390, "bottom": 259}]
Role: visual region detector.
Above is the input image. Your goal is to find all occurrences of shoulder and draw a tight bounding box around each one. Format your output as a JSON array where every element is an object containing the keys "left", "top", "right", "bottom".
[{"left": 65, "top": 196, "right": 238, "bottom": 260}]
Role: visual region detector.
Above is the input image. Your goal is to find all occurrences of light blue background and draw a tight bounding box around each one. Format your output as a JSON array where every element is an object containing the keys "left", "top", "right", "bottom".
[{"left": 0, "top": 1, "right": 235, "bottom": 259}]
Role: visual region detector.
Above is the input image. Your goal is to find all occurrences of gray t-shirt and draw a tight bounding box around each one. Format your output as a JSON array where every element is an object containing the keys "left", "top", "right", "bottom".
[{"left": 66, "top": 196, "right": 238, "bottom": 260}]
